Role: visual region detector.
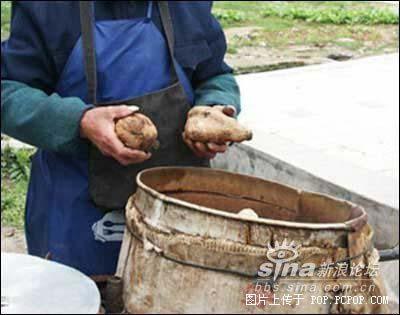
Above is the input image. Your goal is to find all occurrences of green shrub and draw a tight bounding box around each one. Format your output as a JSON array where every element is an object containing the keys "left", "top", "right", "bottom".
[
  {"left": 262, "top": 4, "right": 399, "bottom": 25},
  {"left": 1, "top": 178, "right": 28, "bottom": 228},
  {"left": 1, "top": 146, "right": 32, "bottom": 181},
  {"left": 213, "top": 9, "right": 248, "bottom": 25},
  {"left": 1, "top": 146, "right": 34, "bottom": 228},
  {"left": 1, "top": 1, "right": 11, "bottom": 35}
]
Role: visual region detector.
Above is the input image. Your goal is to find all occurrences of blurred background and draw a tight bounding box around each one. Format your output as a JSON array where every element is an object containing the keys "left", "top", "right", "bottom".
[{"left": 213, "top": 1, "right": 398, "bottom": 73}]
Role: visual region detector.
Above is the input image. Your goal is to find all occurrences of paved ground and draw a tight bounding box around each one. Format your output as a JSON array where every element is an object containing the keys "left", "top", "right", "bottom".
[
  {"left": 374, "top": 1, "right": 399, "bottom": 11},
  {"left": 1, "top": 226, "right": 26, "bottom": 254},
  {"left": 237, "top": 53, "right": 399, "bottom": 209},
  {"left": 380, "top": 1, "right": 399, "bottom": 5},
  {"left": 235, "top": 53, "right": 399, "bottom": 310}
]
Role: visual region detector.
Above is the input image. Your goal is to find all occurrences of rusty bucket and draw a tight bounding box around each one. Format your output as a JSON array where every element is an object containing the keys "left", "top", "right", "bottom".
[{"left": 117, "top": 167, "right": 388, "bottom": 314}]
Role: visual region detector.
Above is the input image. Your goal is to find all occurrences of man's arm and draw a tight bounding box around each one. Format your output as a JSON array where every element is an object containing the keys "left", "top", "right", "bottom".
[
  {"left": 184, "top": 7, "right": 241, "bottom": 158},
  {"left": 1, "top": 80, "right": 91, "bottom": 157},
  {"left": 1, "top": 2, "right": 149, "bottom": 164},
  {"left": 1, "top": 2, "right": 90, "bottom": 156},
  {"left": 194, "top": 73, "right": 240, "bottom": 116},
  {"left": 1, "top": 80, "right": 151, "bottom": 163},
  {"left": 191, "top": 4, "right": 240, "bottom": 114}
]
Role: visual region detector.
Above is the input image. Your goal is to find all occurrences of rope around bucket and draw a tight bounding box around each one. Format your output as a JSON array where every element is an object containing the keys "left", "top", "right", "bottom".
[{"left": 124, "top": 197, "right": 375, "bottom": 282}]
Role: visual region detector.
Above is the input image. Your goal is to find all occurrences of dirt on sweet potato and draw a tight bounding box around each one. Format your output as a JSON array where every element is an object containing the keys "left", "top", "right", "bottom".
[
  {"left": 184, "top": 106, "right": 252, "bottom": 144},
  {"left": 115, "top": 113, "right": 158, "bottom": 151}
]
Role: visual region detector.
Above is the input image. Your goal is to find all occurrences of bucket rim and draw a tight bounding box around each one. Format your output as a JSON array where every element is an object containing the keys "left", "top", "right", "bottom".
[{"left": 136, "top": 167, "right": 368, "bottom": 232}]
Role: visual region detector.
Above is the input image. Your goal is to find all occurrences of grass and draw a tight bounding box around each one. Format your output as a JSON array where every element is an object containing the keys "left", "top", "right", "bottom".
[
  {"left": 213, "top": 1, "right": 398, "bottom": 27},
  {"left": 1, "top": 1, "right": 11, "bottom": 39},
  {"left": 1, "top": 146, "right": 33, "bottom": 228},
  {"left": 1, "top": 177, "right": 28, "bottom": 229},
  {"left": 261, "top": 3, "right": 398, "bottom": 25},
  {"left": 240, "top": 23, "right": 391, "bottom": 48},
  {"left": 213, "top": 1, "right": 398, "bottom": 62}
]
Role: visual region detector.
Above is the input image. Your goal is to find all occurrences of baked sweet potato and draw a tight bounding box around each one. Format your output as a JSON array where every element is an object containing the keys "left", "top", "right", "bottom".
[
  {"left": 115, "top": 113, "right": 158, "bottom": 151},
  {"left": 184, "top": 106, "right": 252, "bottom": 144}
]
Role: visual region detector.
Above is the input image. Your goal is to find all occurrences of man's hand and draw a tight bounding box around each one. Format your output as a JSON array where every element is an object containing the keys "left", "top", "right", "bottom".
[
  {"left": 80, "top": 105, "right": 151, "bottom": 166},
  {"left": 183, "top": 105, "right": 236, "bottom": 159}
]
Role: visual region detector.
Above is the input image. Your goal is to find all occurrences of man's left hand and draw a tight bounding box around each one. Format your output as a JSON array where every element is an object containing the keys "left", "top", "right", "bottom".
[{"left": 182, "top": 105, "right": 235, "bottom": 159}]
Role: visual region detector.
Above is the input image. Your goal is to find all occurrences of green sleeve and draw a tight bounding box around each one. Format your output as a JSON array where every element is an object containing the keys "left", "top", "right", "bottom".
[
  {"left": 1, "top": 80, "right": 91, "bottom": 157},
  {"left": 193, "top": 73, "right": 241, "bottom": 115}
]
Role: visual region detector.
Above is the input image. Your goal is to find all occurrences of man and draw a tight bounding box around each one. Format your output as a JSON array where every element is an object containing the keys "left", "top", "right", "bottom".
[{"left": 1, "top": 1, "right": 240, "bottom": 279}]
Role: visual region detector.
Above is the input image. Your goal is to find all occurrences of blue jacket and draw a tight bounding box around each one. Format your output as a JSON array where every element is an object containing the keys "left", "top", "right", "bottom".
[{"left": 1, "top": 1, "right": 240, "bottom": 156}]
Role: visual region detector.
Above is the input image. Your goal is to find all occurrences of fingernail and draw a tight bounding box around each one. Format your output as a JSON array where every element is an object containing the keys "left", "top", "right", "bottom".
[{"left": 128, "top": 105, "right": 140, "bottom": 112}]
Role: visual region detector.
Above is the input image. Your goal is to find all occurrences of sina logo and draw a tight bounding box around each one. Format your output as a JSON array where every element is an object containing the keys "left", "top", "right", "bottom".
[{"left": 258, "top": 239, "right": 315, "bottom": 280}]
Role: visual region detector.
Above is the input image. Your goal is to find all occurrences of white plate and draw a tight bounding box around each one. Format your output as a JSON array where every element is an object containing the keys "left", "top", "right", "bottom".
[{"left": 1, "top": 253, "right": 100, "bottom": 314}]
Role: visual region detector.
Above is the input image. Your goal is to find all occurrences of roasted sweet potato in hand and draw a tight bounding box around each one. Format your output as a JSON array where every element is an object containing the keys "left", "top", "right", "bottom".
[
  {"left": 115, "top": 113, "right": 158, "bottom": 151},
  {"left": 184, "top": 106, "right": 252, "bottom": 144}
]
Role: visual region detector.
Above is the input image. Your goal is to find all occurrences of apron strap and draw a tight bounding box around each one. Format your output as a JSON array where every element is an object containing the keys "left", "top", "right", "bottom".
[
  {"left": 157, "top": 2, "right": 178, "bottom": 82},
  {"left": 146, "top": 0, "right": 153, "bottom": 21},
  {"left": 79, "top": 1, "right": 179, "bottom": 105},
  {"left": 79, "top": 1, "right": 97, "bottom": 105}
]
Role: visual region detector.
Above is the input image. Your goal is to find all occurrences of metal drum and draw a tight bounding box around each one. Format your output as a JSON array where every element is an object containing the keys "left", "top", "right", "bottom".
[
  {"left": 117, "top": 167, "right": 389, "bottom": 314},
  {"left": 1, "top": 253, "right": 101, "bottom": 314}
]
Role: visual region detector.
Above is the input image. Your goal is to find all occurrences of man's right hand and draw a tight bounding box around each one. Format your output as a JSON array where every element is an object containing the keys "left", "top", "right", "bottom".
[{"left": 80, "top": 105, "right": 151, "bottom": 166}]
